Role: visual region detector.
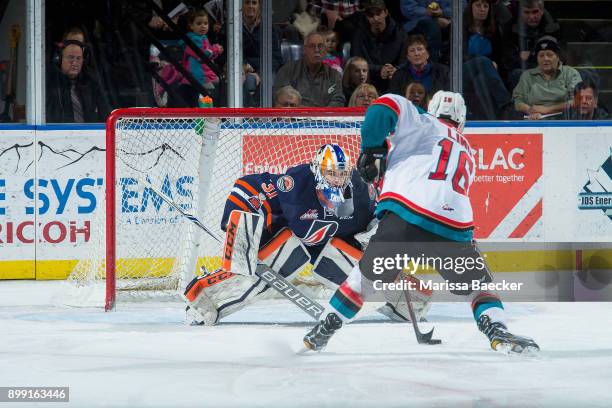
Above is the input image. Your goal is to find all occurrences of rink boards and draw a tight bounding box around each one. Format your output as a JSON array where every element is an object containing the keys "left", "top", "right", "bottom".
[{"left": 0, "top": 122, "right": 611, "bottom": 296}]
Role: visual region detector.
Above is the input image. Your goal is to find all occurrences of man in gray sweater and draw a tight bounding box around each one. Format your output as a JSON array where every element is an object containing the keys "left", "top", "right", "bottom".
[{"left": 273, "top": 32, "right": 345, "bottom": 107}]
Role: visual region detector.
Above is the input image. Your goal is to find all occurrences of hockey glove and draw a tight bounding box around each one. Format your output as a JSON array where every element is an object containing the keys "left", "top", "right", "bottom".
[{"left": 357, "top": 146, "right": 388, "bottom": 183}]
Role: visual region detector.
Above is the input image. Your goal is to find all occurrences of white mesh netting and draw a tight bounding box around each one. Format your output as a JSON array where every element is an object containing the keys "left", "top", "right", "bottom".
[{"left": 66, "top": 111, "right": 363, "bottom": 308}]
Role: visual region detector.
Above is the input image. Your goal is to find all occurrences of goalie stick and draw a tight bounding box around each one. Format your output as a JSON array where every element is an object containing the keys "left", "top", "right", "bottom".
[{"left": 145, "top": 181, "right": 325, "bottom": 321}]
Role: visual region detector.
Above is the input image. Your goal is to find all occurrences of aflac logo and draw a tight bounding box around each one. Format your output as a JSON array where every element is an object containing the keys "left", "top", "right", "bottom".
[{"left": 578, "top": 148, "right": 612, "bottom": 220}]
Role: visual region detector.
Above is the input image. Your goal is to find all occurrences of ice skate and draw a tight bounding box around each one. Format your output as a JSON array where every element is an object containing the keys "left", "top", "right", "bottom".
[
  {"left": 303, "top": 313, "right": 343, "bottom": 351},
  {"left": 478, "top": 315, "right": 540, "bottom": 356}
]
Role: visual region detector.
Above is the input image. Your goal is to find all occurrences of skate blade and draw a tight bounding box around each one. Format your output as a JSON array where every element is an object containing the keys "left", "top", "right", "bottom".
[
  {"left": 301, "top": 340, "right": 324, "bottom": 353},
  {"left": 495, "top": 343, "right": 540, "bottom": 357}
]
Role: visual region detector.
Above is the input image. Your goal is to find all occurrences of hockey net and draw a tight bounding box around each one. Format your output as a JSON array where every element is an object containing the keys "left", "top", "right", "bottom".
[{"left": 65, "top": 108, "right": 364, "bottom": 310}]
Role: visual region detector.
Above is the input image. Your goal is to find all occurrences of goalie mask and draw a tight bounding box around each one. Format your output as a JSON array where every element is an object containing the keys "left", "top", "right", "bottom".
[
  {"left": 310, "top": 144, "right": 353, "bottom": 216},
  {"left": 427, "top": 90, "right": 467, "bottom": 131}
]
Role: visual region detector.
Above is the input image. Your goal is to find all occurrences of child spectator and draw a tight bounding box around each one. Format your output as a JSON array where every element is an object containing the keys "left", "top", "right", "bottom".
[
  {"left": 180, "top": 9, "right": 223, "bottom": 106},
  {"left": 321, "top": 29, "right": 343, "bottom": 74},
  {"left": 342, "top": 56, "right": 369, "bottom": 104},
  {"left": 404, "top": 81, "right": 428, "bottom": 109},
  {"left": 274, "top": 85, "right": 302, "bottom": 107},
  {"left": 348, "top": 83, "right": 379, "bottom": 107}
]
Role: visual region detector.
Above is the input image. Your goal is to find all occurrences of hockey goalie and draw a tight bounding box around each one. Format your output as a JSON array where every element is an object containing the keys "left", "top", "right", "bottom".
[{"left": 183, "top": 143, "right": 431, "bottom": 325}]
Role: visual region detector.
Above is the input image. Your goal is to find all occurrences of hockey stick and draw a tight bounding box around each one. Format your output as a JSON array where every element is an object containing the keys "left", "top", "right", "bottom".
[
  {"left": 146, "top": 181, "right": 325, "bottom": 320},
  {"left": 370, "top": 174, "right": 440, "bottom": 344},
  {"left": 402, "top": 275, "right": 441, "bottom": 345}
]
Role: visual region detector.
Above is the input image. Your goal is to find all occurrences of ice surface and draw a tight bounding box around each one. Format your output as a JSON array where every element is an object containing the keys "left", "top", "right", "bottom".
[{"left": 1, "top": 281, "right": 611, "bottom": 407}]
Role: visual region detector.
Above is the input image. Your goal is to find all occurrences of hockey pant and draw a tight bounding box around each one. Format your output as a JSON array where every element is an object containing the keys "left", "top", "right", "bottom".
[{"left": 326, "top": 211, "right": 506, "bottom": 327}]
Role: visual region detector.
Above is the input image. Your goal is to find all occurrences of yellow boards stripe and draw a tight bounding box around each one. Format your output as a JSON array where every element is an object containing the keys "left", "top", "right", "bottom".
[
  {"left": 0, "top": 261, "right": 35, "bottom": 279},
  {"left": 0, "top": 250, "right": 610, "bottom": 280}
]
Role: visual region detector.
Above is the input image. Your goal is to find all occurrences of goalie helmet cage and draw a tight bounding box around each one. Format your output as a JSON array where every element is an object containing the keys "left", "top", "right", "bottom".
[{"left": 68, "top": 107, "right": 365, "bottom": 311}]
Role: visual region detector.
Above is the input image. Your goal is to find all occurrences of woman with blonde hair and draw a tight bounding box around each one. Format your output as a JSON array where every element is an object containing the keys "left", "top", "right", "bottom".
[
  {"left": 342, "top": 56, "right": 369, "bottom": 104},
  {"left": 348, "top": 83, "right": 378, "bottom": 107}
]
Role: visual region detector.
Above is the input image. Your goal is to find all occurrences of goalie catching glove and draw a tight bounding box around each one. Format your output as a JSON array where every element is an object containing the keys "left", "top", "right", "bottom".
[{"left": 357, "top": 145, "right": 388, "bottom": 183}]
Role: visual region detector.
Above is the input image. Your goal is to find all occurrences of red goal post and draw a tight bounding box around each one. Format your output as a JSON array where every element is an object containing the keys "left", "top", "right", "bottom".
[{"left": 67, "top": 107, "right": 365, "bottom": 311}]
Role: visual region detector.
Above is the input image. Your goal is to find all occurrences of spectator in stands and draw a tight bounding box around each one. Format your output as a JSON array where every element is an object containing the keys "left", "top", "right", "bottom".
[
  {"left": 502, "top": 0, "right": 560, "bottom": 89},
  {"left": 46, "top": 40, "right": 110, "bottom": 122},
  {"left": 306, "top": 0, "right": 362, "bottom": 44},
  {"left": 400, "top": 0, "right": 466, "bottom": 63},
  {"left": 388, "top": 34, "right": 449, "bottom": 97},
  {"left": 565, "top": 79, "right": 610, "bottom": 120},
  {"left": 491, "top": 0, "right": 514, "bottom": 32},
  {"left": 513, "top": 36, "right": 581, "bottom": 120},
  {"left": 462, "top": 0, "right": 512, "bottom": 119},
  {"left": 342, "top": 56, "right": 370, "bottom": 103},
  {"left": 53, "top": 27, "right": 91, "bottom": 71},
  {"left": 113, "top": 0, "right": 188, "bottom": 106},
  {"left": 274, "top": 85, "right": 302, "bottom": 107},
  {"left": 404, "top": 80, "right": 428, "bottom": 109},
  {"left": 180, "top": 9, "right": 223, "bottom": 106},
  {"left": 321, "top": 28, "right": 344, "bottom": 73},
  {"left": 273, "top": 32, "right": 345, "bottom": 106},
  {"left": 61, "top": 26, "right": 86, "bottom": 44},
  {"left": 272, "top": 0, "right": 301, "bottom": 42},
  {"left": 348, "top": 83, "right": 379, "bottom": 107},
  {"left": 243, "top": 0, "right": 283, "bottom": 106},
  {"left": 464, "top": 0, "right": 503, "bottom": 68},
  {"left": 351, "top": 0, "right": 406, "bottom": 93},
  {"left": 204, "top": 0, "right": 225, "bottom": 43}
]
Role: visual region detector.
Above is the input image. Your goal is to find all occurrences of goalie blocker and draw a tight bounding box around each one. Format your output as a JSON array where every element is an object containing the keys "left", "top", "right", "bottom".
[{"left": 185, "top": 211, "right": 432, "bottom": 325}]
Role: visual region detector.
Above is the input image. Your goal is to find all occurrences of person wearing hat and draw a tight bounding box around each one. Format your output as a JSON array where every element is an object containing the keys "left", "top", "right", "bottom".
[
  {"left": 501, "top": 0, "right": 561, "bottom": 90},
  {"left": 351, "top": 0, "right": 406, "bottom": 93},
  {"left": 512, "top": 35, "right": 581, "bottom": 120}
]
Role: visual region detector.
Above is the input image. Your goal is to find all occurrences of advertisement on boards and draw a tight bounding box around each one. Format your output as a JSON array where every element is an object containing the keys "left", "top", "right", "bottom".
[
  {"left": 576, "top": 130, "right": 612, "bottom": 239},
  {"left": 242, "top": 133, "right": 544, "bottom": 240}
]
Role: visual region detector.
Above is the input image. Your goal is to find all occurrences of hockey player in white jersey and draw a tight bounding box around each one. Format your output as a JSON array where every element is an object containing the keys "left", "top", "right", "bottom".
[{"left": 303, "top": 91, "right": 540, "bottom": 355}]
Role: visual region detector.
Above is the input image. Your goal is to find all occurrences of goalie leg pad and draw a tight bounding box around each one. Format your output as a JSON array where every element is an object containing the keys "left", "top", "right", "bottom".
[
  {"left": 377, "top": 275, "right": 433, "bottom": 322},
  {"left": 198, "top": 229, "right": 311, "bottom": 323},
  {"left": 215, "top": 274, "right": 267, "bottom": 321},
  {"left": 258, "top": 228, "right": 310, "bottom": 281},
  {"left": 183, "top": 269, "right": 236, "bottom": 325},
  {"left": 222, "top": 210, "right": 264, "bottom": 276},
  {"left": 311, "top": 237, "right": 363, "bottom": 289}
]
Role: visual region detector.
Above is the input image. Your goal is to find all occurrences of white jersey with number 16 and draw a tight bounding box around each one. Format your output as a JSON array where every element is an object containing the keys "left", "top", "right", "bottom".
[{"left": 371, "top": 94, "right": 476, "bottom": 241}]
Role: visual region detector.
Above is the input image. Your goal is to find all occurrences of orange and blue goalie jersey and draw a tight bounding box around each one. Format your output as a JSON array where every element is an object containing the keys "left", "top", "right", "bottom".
[{"left": 221, "top": 164, "right": 376, "bottom": 259}]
